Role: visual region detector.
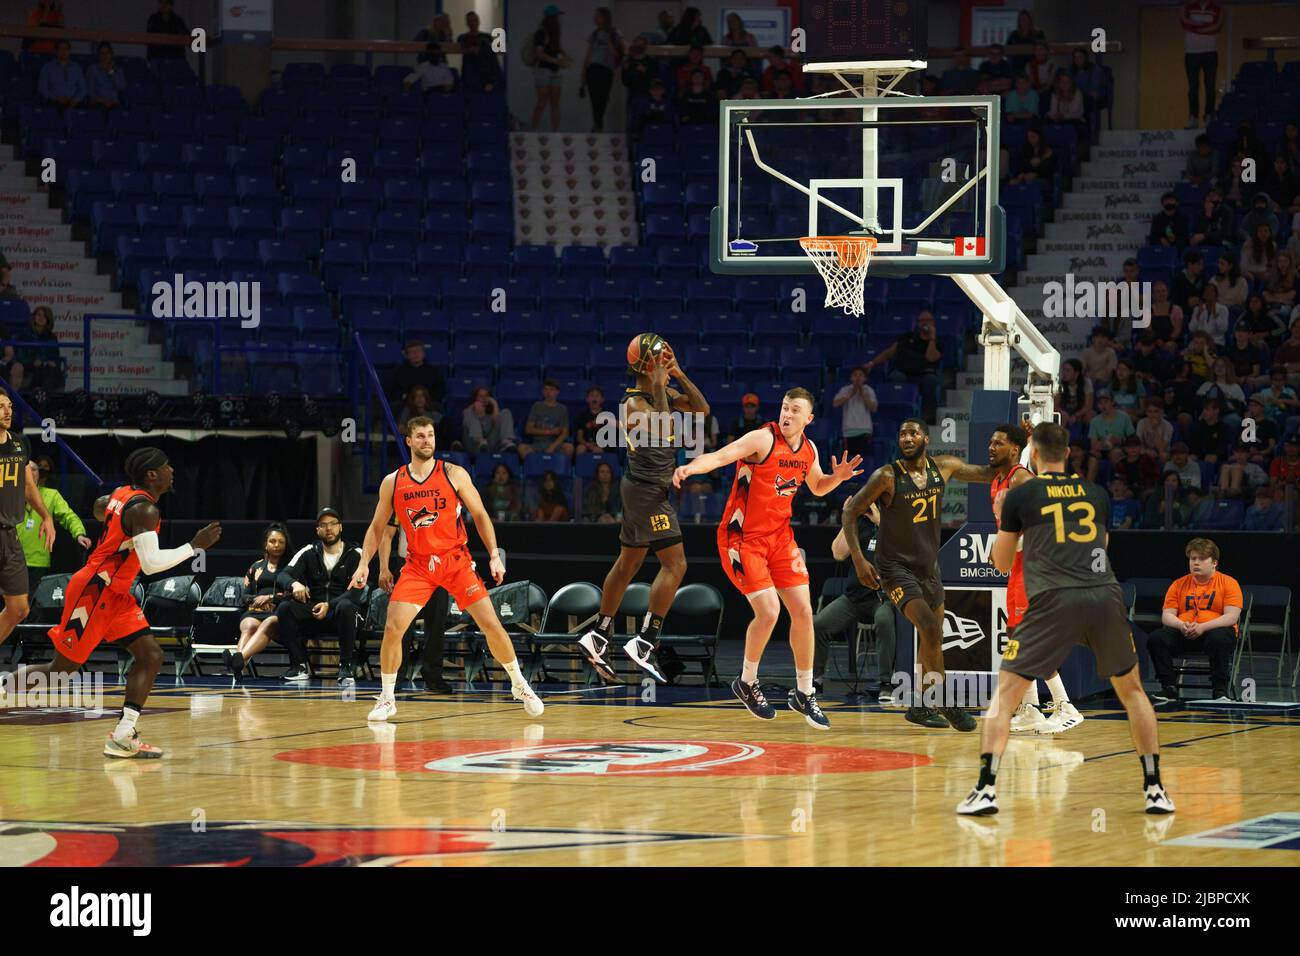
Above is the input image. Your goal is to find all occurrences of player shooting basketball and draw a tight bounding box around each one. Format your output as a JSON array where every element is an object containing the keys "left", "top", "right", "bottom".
[
  {"left": 673, "top": 387, "right": 861, "bottom": 728},
  {"left": 577, "top": 333, "right": 710, "bottom": 684}
]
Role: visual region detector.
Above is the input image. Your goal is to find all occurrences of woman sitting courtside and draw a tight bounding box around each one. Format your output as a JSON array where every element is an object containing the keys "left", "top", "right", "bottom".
[{"left": 225, "top": 523, "right": 292, "bottom": 679}]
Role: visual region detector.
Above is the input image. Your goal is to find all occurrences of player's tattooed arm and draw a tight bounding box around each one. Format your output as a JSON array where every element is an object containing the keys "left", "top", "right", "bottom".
[
  {"left": 843, "top": 466, "right": 891, "bottom": 587},
  {"left": 672, "top": 426, "right": 771, "bottom": 487},
  {"left": 935, "top": 455, "right": 998, "bottom": 484}
]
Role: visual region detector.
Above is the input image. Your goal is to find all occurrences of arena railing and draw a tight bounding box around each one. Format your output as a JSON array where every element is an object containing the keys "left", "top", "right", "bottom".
[
  {"left": 350, "top": 331, "right": 408, "bottom": 495},
  {"left": 0, "top": 354, "right": 103, "bottom": 488}
]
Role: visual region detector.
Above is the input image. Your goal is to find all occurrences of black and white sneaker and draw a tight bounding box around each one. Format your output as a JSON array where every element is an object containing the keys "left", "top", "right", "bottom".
[
  {"left": 1144, "top": 784, "right": 1176, "bottom": 814},
  {"left": 956, "top": 784, "right": 999, "bottom": 816},
  {"left": 624, "top": 636, "right": 667, "bottom": 683},
  {"left": 787, "top": 688, "right": 830, "bottom": 730},
  {"left": 578, "top": 630, "right": 619, "bottom": 682},
  {"left": 1150, "top": 686, "right": 1179, "bottom": 704},
  {"left": 731, "top": 677, "right": 776, "bottom": 720},
  {"left": 281, "top": 664, "right": 309, "bottom": 684},
  {"left": 337, "top": 665, "right": 355, "bottom": 688}
]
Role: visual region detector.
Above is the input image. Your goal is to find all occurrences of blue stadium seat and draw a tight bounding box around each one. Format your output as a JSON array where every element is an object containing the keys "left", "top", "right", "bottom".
[
  {"left": 511, "top": 245, "right": 556, "bottom": 280},
  {"left": 608, "top": 245, "right": 657, "bottom": 281},
  {"left": 212, "top": 237, "right": 260, "bottom": 268},
  {"left": 656, "top": 245, "right": 697, "bottom": 282},
  {"left": 590, "top": 279, "right": 636, "bottom": 312},
  {"left": 258, "top": 239, "right": 306, "bottom": 270},
  {"left": 544, "top": 278, "right": 588, "bottom": 313},
  {"left": 228, "top": 207, "right": 277, "bottom": 239},
  {"left": 559, "top": 246, "right": 607, "bottom": 281},
  {"left": 91, "top": 201, "right": 139, "bottom": 253},
  {"left": 110, "top": 170, "right": 154, "bottom": 201},
  {"left": 389, "top": 275, "right": 439, "bottom": 311},
  {"left": 194, "top": 173, "right": 236, "bottom": 202},
  {"left": 278, "top": 275, "right": 328, "bottom": 309},
  {"left": 639, "top": 279, "right": 682, "bottom": 311},
  {"left": 339, "top": 274, "right": 391, "bottom": 311}
]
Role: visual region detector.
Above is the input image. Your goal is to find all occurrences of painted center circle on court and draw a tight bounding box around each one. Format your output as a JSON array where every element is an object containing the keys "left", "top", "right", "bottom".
[{"left": 277, "top": 739, "right": 931, "bottom": 776}]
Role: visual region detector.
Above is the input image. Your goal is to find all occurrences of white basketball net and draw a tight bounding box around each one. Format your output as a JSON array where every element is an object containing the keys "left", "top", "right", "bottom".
[{"left": 799, "top": 236, "right": 877, "bottom": 318}]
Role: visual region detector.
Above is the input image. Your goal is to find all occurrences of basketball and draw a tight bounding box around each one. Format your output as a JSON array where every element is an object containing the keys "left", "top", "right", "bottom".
[{"left": 627, "top": 332, "right": 666, "bottom": 373}]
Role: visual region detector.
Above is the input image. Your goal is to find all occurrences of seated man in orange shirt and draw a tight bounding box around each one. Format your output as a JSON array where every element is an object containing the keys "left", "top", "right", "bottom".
[{"left": 1146, "top": 537, "right": 1243, "bottom": 702}]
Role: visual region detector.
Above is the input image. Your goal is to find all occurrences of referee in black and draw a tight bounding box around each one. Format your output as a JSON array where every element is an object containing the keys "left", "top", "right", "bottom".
[
  {"left": 0, "top": 391, "right": 54, "bottom": 661},
  {"left": 957, "top": 422, "right": 1174, "bottom": 817}
]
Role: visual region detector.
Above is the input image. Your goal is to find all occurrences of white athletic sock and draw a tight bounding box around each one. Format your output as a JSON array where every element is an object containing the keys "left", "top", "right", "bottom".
[
  {"left": 741, "top": 658, "right": 760, "bottom": 684},
  {"left": 1046, "top": 675, "right": 1069, "bottom": 703},
  {"left": 796, "top": 669, "right": 814, "bottom": 695},
  {"left": 1023, "top": 680, "right": 1040, "bottom": 706},
  {"left": 113, "top": 704, "right": 140, "bottom": 742},
  {"left": 502, "top": 658, "right": 524, "bottom": 685},
  {"left": 381, "top": 673, "right": 396, "bottom": 701}
]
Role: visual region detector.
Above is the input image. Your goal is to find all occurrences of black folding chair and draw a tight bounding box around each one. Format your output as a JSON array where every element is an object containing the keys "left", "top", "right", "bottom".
[
  {"left": 181, "top": 576, "right": 247, "bottom": 677},
  {"left": 659, "top": 583, "right": 724, "bottom": 686},
  {"left": 1239, "top": 585, "right": 1292, "bottom": 681},
  {"left": 139, "top": 574, "right": 202, "bottom": 679},
  {"left": 10, "top": 572, "right": 72, "bottom": 664},
  {"left": 532, "top": 582, "right": 603, "bottom": 685}
]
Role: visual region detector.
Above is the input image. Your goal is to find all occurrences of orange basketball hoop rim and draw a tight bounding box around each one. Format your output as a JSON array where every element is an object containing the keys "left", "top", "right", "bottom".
[
  {"left": 798, "top": 235, "right": 877, "bottom": 266},
  {"left": 799, "top": 235, "right": 877, "bottom": 317}
]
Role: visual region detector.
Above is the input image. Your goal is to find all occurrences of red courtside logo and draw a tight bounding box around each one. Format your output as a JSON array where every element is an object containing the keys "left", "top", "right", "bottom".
[{"left": 277, "top": 739, "right": 931, "bottom": 776}]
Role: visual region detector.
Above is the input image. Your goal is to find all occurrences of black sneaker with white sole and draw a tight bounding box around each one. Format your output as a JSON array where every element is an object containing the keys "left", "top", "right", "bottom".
[
  {"left": 731, "top": 677, "right": 776, "bottom": 720},
  {"left": 577, "top": 630, "right": 619, "bottom": 682},
  {"left": 281, "top": 664, "right": 309, "bottom": 684},
  {"left": 905, "top": 705, "right": 949, "bottom": 728},
  {"left": 624, "top": 636, "right": 667, "bottom": 683},
  {"left": 337, "top": 665, "right": 355, "bottom": 687},
  {"left": 787, "top": 688, "right": 830, "bottom": 729},
  {"left": 941, "top": 707, "right": 978, "bottom": 732},
  {"left": 1150, "top": 686, "right": 1180, "bottom": 704}
]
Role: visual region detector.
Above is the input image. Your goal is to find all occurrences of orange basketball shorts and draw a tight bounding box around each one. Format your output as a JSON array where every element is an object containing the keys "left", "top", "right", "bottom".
[{"left": 391, "top": 546, "right": 487, "bottom": 609}]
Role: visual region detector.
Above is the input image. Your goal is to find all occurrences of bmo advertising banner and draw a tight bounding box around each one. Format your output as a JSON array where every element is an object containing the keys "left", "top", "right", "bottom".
[{"left": 220, "top": 2, "right": 273, "bottom": 44}]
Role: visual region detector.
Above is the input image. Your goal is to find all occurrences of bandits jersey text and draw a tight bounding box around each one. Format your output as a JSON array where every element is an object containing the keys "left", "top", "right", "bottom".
[
  {"left": 875, "top": 456, "right": 945, "bottom": 570},
  {"left": 721, "top": 422, "right": 816, "bottom": 540},
  {"left": 86, "top": 484, "right": 160, "bottom": 593},
  {"left": 391, "top": 460, "right": 468, "bottom": 556}
]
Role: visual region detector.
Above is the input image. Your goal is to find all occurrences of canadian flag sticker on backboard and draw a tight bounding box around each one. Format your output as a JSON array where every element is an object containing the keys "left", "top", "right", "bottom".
[{"left": 955, "top": 237, "right": 986, "bottom": 256}]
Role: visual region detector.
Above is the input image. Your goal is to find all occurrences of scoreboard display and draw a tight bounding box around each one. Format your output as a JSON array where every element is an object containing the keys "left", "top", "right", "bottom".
[{"left": 800, "top": 0, "right": 928, "bottom": 65}]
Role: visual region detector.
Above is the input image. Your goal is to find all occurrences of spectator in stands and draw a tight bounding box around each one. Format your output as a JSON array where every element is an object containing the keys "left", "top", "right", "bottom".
[
  {"left": 415, "top": 12, "right": 453, "bottom": 44},
  {"left": 225, "top": 522, "right": 291, "bottom": 679},
  {"left": 1242, "top": 486, "right": 1284, "bottom": 531},
  {"left": 978, "top": 43, "right": 1016, "bottom": 94},
  {"left": 1164, "top": 441, "right": 1202, "bottom": 489},
  {"left": 24, "top": 1, "right": 63, "bottom": 55},
  {"left": 1005, "top": 10, "right": 1047, "bottom": 72},
  {"left": 1253, "top": 369, "right": 1300, "bottom": 429},
  {"left": 940, "top": 49, "right": 980, "bottom": 96},
  {"left": 463, "top": 386, "right": 520, "bottom": 455},
  {"left": 525, "top": 379, "right": 573, "bottom": 458},
  {"left": 1273, "top": 317, "right": 1300, "bottom": 376},
  {"left": 146, "top": 0, "right": 189, "bottom": 59},
  {"left": 0, "top": 263, "right": 19, "bottom": 300},
  {"left": 1241, "top": 223, "right": 1278, "bottom": 283},
  {"left": 761, "top": 46, "right": 803, "bottom": 94},
  {"left": 864, "top": 311, "right": 944, "bottom": 423},
  {"left": 1003, "top": 75, "right": 1039, "bottom": 124},
  {"left": 1024, "top": 41, "right": 1057, "bottom": 93},
  {"left": 398, "top": 386, "right": 438, "bottom": 435},
  {"left": 833, "top": 365, "right": 877, "bottom": 460},
  {"left": 1239, "top": 293, "right": 1286, "bottom": 350},
  {"left": 1242, "top": 396, "right": 1279, "bottom": 461},
  {"left": 1189, "top": 188, "right": 1234, "bottom": 248},
  {"left": 582, "top": 460, "right": 621, "bottom": 523},
  {"left": 1057, "top": 358, "right": 1094, "bottom": 431},
  {"left": 1212, "top": 253, "right": 1248, "bottom": 308},
  {"left": 1137, "top": 397, "right": 1173, "bottom": 460},
  {"left": 1197, "top": 358, "right": 1246, "bottom": 426},
  {"left": 679, "top": 69, "right": 716, "bottom": 122},
  {"left": 1149, "top": 191, "right": 1189, "bottom": 250},
  {"left": 38, "top": 40, "right": 85, "bottom": 110},
  {"left": 1144, "top": 471, "right": 1189, "bottom": 527},
  {"left": 573, "top": 386, "right": 608, "bottom": 455},
  {"left": 1081, "top": 325, "right": 1118, "bottom": 385},
  {"left": 668, "top": 7, "right": 712, "bottom": 47},
  {"left": 1263, "top": 251, "right": 1297, "bottom": 317},
  {"left": 1068, "top": 439, "right": 1101, "bottom": 483},
  {"left": 1262, "top": 155, "right": 1300, "bottom": 217},
  {"left": 1219, "top": 443, "right": 1269, "bottom": 500},
  {"left": 1145, "top": 281, "right": 1184, "bottom": 351},
  {"left": 85, "top": 42, "right": 125, "bottom": 111},
  {"left": 532, "top": 470, "right": 570, "bottom": 521},
  {"left": 727, "top": 392, "right": 764, "bottom": 443},
  {"left": 1010, "top": 125, "right": 1057, "bottom": 200},
  {"left": 389, "top": 340, "right": 446, "bottom": 414},
  {"left": 18, "top": 454, "right": 90, "bottom": 586},
  {"left": 769, "top": 71, "right": 797, "bottom": 101},
  {"left": 1283, "top": 121, "right": 1300, "bottom": 173},
  {"left": 1047, "top": 72, "right": 1087, "bottom": 142},
  {"left": 1089, "top": 391, "right": 1135, "bottom": 455},
  {"left": 1170, "top": 249, "right": 1206, "bottom": 313},
  {"left": 530, "top": 6, "right": 573, "bottom": 133},
  {"left": 1189, "top": 281, "right": 1229, "bottom": 343},
  {"left": 482, "top": 463, "right": 522, "bottom": 520},
  {"left": 1109, "top": 359, "right": 1146, "bottom": 421},
  {"left": 457, "top": 10, "right": 483, "bottom": 44},
  {"left": 1225, "top": 323, "right": 1265, "bottom": 386},
  {"left": 621, "top": 37, "right": 658, "bottom": 99},
  {"left": 1108, "top": 477, "right": 1141, "bottom": 529},
  {"left": 580, "top": 8, "right": 624, "bottom": 132},
  {"left": 715, "top": 49, "right": 755, "bottom": 98},
  {"left": 1129, "top": 333, "right": 1173, "bottom": 391},
  {"left": 1113, "top": 435, "right": 1160, "bottom": 494},
  {"left": 720, "top": 12, "right": 757, "bottom": 50},
  {"left": 1180, "top": 0, "right": 1222, "bottom": 129},
  {"left": 1188, "top": 398, "right": 1229, "bottom": 464},
  {"left": 637, "top": 78, "right": 675, "bottom": 129},
  {"left": 1270, "top": 435, "right": 1300, "bottom": 486},
  {"left": 273, "top": 508, "right": 363, "bottom": 685},
  {"left": 1070, "top": 48, "right": 1107, "bottom": 120},
  {"left": 1237, "top": 193, "right": 1279, "bottom": 245},
  {"left": 460, "top": 33, "right": 503, "bottom": 95},
  {"left": 1162, "top": 358, "right": 1202, "bottom": 428},
  {"left": 13, "top": 305, "right": 62, "bottom": 392},
  {"left": 1184, "top": 134, "right": 1217, "bottom": 186},
  {"left": 1183, "top": 328, "right": 1215, "bottom": 380},
  {"left": 1146, "top": 537, "right": 1241, "bottom": 702},
  {"left": 405, "top": 43, "right": 456, "bottom": 93}
]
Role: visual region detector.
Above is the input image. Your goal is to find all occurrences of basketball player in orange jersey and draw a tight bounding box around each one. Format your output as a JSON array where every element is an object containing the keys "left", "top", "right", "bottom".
[
  {"left": 578, "top": 333, "right": 710, "bottom": 684},
  {"left": 32, "top": 448, "right": 221, "bottom": 757},
  {"left": 987, "top": 424, "right": 1084, "bottom": 735},
  {"left": 673, "top": 388, "right": 862, "bottom": 728},
  {"left": 351, "top": 416, "right": 544, "bottom": 721}
]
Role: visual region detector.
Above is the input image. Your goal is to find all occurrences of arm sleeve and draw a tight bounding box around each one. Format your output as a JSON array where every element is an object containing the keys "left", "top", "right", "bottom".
[{"left": 131, "top": 530, "right": 195, "bottom": 575}]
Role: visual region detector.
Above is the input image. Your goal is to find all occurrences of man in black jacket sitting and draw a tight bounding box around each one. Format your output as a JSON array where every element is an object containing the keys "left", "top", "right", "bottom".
[{"left": 274, "top": 507, "right": 365, "bottom": 686}]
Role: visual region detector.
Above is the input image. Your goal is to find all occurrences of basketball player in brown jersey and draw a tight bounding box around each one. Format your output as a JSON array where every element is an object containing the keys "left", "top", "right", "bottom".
[
  {"left": 351, "top": 417, "right": 543, "bottom": 720},
  {"left": 842, "top": 418, "right": 1002, "bottom": 731},
  {"left": 578, "top": 333, "right": 710, "bottom": 684}
]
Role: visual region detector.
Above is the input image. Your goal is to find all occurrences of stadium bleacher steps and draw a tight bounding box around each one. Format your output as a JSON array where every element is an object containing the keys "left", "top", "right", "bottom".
[{"left": 511, "top": 132, "right": 639, "bottom": 248}]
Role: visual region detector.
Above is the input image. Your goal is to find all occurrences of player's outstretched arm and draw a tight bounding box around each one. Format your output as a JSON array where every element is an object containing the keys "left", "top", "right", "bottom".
[
  {"left": 445, "top": 463, "right": 506, "bottom": 585},
  {"left": 672, "top": 427, "right": 771, "bottom": 488},
  {"left": 352, "top": 472, "right": 396, "bottom": 589},
  {"left": 805, "top": 444, "right": 864, "bottom": 496},
  {"left": 123, "top": 501, "right": 220, "bottom": 575},
  {"left": 935, "top": 455, "right": 999, "bottom": 484}
]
